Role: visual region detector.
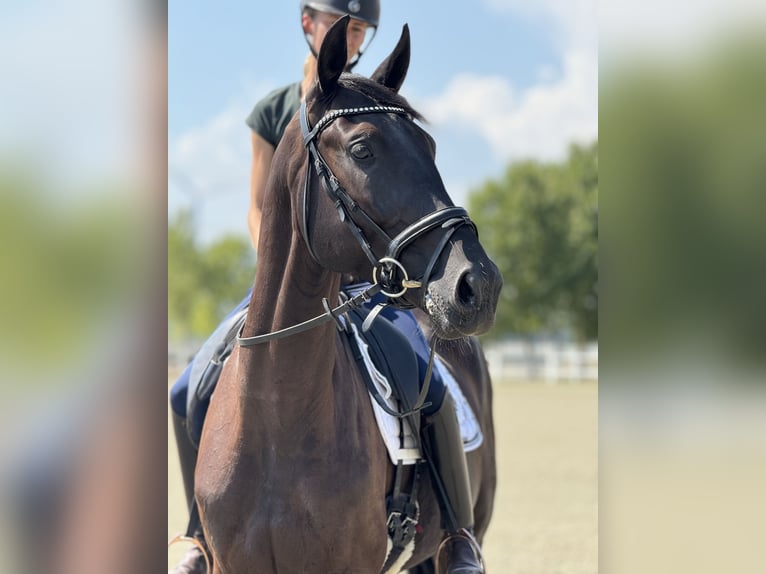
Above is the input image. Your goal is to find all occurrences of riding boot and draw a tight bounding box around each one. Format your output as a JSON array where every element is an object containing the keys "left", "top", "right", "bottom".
[
  {"left": 421, "top": 392, "right": 486, "bottom": 574},
  {"left": 173, "top": 412, "right": 197, "bottom": 511},
  {"left": 169, "top": 412, "right": 209, "bottom": 574}
]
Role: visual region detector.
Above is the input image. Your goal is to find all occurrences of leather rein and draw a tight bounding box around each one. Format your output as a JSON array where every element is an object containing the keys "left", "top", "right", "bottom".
[{"left": 237, "top": 100, "right": 476, "bottom": 348}]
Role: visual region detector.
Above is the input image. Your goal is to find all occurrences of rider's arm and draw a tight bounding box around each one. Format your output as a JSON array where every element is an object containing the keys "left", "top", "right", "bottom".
[{"left": 248, "top": 130, "right": 275, "bottom": 250}]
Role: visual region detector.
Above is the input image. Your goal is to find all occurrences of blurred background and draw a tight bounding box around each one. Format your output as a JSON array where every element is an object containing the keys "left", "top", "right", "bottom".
[
  {"left": 600, "top": 1, "right": 766, "bottom": 573},
  {"left": 0, "top": 1, "right": 167, "bottom": 572},
  {"left": 1, "top": 0, "right": 765, "bottom": 572}
]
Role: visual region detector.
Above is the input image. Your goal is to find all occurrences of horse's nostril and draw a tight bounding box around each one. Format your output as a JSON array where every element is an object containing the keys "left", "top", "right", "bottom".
[{"left": 457, "top": 272, "right": 480, "bottom": 309}]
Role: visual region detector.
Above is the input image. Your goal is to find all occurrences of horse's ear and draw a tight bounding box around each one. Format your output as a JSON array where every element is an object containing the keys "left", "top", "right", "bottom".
[
  {"left": 370, "top": 24, "right": 410, "bottom": 93},
  {"left": 317, "top": 15, "right": 349, "bottom": 98}
]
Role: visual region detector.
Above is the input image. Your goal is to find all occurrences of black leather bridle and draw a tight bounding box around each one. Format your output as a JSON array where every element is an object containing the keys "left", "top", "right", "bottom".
[
  {"left": 237, "top": 99, "right": 477, "bottom": 347},
  {"left": 298, "top": 100, "right": 477, "bottom": 304}
]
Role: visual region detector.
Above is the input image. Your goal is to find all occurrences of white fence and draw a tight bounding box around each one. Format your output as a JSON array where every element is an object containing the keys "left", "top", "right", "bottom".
[
  {"left": 483, "top": 339, "right": 598, "bottom": 382},
  {"left": 170, "top": 338, "right": 598, "bottom": 383}
]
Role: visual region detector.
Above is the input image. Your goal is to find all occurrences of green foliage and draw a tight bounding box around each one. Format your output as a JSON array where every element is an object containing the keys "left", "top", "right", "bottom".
[
  {"left": 168, "top": 211, "right": 255, "bottom": 340},
  {"left": 469, "top": 142, "right": 598, "bottom": 341},
  {"left": 0, "top": 167, "right": 141, "bottom": 383},
  {"left": 601, "top": 34, "right": 766, "bottom": 362}
]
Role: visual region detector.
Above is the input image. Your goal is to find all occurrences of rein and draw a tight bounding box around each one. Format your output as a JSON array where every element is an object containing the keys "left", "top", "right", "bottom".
[{"left": 237, "top": 282, "right": 381, "bottom": 346}]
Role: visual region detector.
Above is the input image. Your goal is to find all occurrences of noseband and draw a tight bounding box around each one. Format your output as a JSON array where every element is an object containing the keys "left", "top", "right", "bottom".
[{"left": 298, "top": 100, "right": 477, "bottom": 304}]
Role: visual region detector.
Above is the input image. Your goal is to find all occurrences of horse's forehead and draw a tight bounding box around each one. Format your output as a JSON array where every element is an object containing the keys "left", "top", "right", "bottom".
[{"left": 334, "top": 85, "right": 377, "bottom": 106}]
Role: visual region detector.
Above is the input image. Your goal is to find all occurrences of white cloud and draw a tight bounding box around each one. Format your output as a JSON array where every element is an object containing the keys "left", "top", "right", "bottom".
[
  {"left": 600, "top": 0, "right": 766, "bottom": 58},
  {"left": 170, "top": 104, "right": 251, "bottom": 198},
  {"left": 411, "top": 0, "right": 598, "bottom": 163},
  {"left": 418, "top": 49, "right": 597, "bottom": 163},
  {"left": 168, "top": 90, "right": 274, "bottom": 243}
]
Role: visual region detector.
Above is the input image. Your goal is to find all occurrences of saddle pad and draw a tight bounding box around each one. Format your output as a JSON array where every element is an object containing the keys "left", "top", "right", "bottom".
[{"left": 349, "top": 323, "right": 484, "bottom": 465}]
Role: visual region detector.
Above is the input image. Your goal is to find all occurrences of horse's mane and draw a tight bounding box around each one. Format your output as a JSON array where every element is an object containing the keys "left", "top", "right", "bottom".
[{"left": 336, "top": 74, "right": 425, "bottom": 123}]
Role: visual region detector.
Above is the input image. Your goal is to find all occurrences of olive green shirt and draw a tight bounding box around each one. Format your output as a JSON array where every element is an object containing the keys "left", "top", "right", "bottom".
[{"left": 245, "top": 82, "right": 302, "bottom": 148}]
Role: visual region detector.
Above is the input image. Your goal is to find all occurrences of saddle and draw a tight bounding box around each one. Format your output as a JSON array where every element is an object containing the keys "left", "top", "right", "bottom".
[
  {"left": 185, "top": 305, "right": 426, "bottom": 449},
  {"left": 345, "top": 308, "right": 425, "bottom": 420}
]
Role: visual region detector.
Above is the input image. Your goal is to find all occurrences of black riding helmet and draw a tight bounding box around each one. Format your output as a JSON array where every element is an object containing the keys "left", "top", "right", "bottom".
[{"left": 300, "top": 0, "right": 380, "bottom": 69}]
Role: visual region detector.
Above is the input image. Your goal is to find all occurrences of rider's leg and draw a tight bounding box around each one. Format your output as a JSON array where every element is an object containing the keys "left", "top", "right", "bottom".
[
  {"left": 170, "top": 286, "right": 254, "bottom": 500},
  {"left": 340, "top": 284, "right": 485, "bottom": 572},
  {"left": 169, "top": 366, "right": 209, "bottom": 574},
  {"left": 169, "top": 288, "right": 253, "bottom": 573},
  {"left": 422, "top": 390, "right": 485, "bottom": 574},
  {"left": 170, "top": 366, "right": 196, "bottom": 519}
]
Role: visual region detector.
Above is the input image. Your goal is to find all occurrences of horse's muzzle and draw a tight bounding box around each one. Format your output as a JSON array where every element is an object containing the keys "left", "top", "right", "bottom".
[{"left": 425, "top": 255, "right": 502, "bottom": 339}]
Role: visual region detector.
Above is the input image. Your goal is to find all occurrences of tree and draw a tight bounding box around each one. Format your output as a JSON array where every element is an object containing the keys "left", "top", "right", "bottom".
[
  {"left": 168, "top": 210, "right": 255, "bottom": 340},
  {"left": 600, "top": 35, "right": 766, "bottom": 361},
  {"left": 468, "top": 142, "right": 598, "bottom": 341}
]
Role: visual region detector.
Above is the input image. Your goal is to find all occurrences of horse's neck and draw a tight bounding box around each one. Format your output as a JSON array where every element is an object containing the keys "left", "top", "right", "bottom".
[{"left": 237, "top": 225, "right": 342, "bottom": 422}]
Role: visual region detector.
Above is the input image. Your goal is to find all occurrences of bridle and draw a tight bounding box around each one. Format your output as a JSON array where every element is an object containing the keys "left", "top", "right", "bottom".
[
  {"left": 237, "top": 97, "right": 477, "bottom": 347},
  {"left": 298, "top": 99, "right": 477, "bottom": 304}
]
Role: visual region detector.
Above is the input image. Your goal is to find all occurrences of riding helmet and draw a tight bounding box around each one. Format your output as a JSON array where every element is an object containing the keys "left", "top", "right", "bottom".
[{"left": 300, "top": 0, "right": 380, "bottom": 29}]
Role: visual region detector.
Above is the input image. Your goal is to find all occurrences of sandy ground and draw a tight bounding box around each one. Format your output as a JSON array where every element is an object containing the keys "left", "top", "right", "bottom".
[{"left": 168, "top": 377, "right": 597, "bottom": 573}]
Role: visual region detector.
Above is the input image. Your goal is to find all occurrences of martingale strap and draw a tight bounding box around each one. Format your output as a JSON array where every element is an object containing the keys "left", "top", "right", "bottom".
[{"left": 237, "top": 283, "right": 381, "bottom": 346}]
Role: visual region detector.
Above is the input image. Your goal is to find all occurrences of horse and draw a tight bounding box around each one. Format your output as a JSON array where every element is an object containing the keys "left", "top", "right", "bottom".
[{"left": 195, "top": 17, "right": 503, "bottom": 574}]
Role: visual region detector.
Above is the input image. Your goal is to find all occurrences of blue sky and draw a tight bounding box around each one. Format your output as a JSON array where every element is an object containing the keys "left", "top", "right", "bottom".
[{"left": 169, "top": 0, "right": 598, "bottom": 244}]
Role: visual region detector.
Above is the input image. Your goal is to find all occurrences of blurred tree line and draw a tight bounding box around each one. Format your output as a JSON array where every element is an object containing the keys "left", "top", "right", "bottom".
[
  {"left": 1, "top": 167, "right": 140, "bottom": 380},
  {"left": 601, "top": 35, "right": 766, "bottom": 363},
  {"left": 168, "top": 211, "right": 255, "bottom": 341},
  {"left": 469, "top": 142, "right": 598, "bottom": 342}
]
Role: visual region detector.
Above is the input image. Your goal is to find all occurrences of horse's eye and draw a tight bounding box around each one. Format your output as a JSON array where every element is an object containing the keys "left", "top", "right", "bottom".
[{"left": 350, "top": 143, "right": 372, "bottom": 160}]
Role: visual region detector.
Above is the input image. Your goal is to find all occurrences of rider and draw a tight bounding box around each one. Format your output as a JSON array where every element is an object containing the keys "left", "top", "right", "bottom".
[{"left": 170, "top": 2, "right": 484, "bottom": 573}]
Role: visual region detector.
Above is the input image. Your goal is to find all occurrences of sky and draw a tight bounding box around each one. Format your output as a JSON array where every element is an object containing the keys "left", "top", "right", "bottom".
[
  {"left": 2, "top": 0, "right": 763, "bottom": 246},
  {"left": 0, "top": 0, "right": 141, "bottom": 190},
  {"left": 168, "top": 0, "right": 598, "bottom": 244}
]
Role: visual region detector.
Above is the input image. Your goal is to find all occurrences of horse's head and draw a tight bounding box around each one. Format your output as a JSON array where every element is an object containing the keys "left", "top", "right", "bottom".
[{"left": 289, "top": 16, "right": 502, "bottom": 339}]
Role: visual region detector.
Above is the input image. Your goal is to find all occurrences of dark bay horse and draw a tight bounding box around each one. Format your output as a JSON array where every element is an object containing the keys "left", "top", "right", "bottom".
[{"left": 195, "top": 18, "right": 502, "bottom": 574}]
